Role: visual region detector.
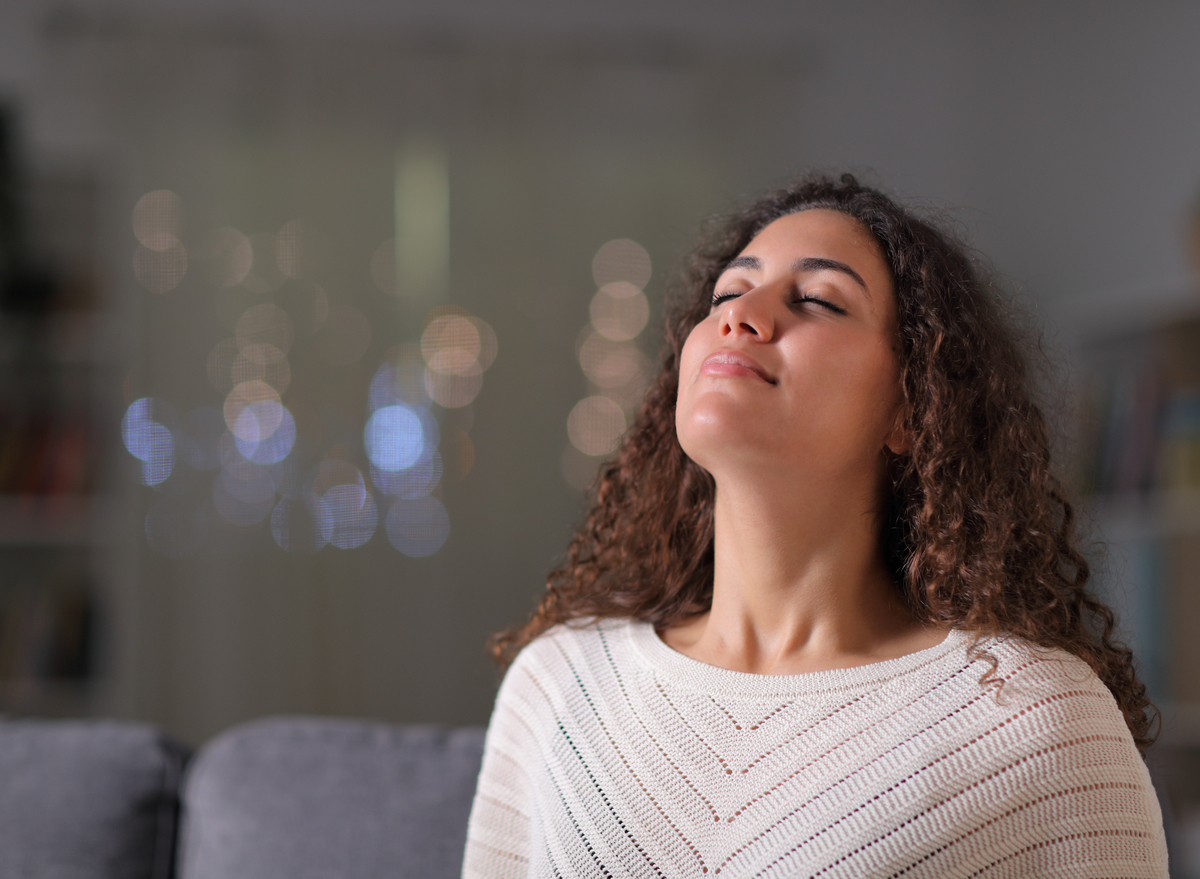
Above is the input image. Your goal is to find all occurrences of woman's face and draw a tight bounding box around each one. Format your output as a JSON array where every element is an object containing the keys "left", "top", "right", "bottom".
[{"left": 675, "top": 209, "right": 905, "bottom": 487}]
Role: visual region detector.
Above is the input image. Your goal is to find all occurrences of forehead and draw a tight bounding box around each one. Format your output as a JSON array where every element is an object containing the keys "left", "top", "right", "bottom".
[{"left": 741, "top": 209, "right": 887, "bottom": 273}]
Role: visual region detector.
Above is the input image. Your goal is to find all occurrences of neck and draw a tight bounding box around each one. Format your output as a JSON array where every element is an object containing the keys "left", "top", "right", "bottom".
[{"left": 664, "top": 466, "right": 935, "bottom": 675}]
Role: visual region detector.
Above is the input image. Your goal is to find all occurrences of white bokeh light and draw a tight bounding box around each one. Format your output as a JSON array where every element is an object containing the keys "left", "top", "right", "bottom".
[
  {"left": 589, "top": 282, "right": 649, "bottom": 341},
  {"left": 592, "top": 238, "right": 651, "bottom": 289},
  {"left": 567, "top": 396, "right": 627, "bottom": 457},
  {"left": 132, "top": 190, "right": 184, "bottom": 251}
]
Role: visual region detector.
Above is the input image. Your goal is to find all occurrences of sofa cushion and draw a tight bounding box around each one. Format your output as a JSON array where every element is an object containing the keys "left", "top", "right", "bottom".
[
  {"left": 0, "top": 717, "right": 187, "bottom": 879},
  {"left": 177, "top": 717, "right": 485, "bottom": 879}
]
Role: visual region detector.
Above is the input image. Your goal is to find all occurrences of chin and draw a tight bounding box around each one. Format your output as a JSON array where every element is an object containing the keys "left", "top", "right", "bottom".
[{"left": 677, "top": 409, "right": 771, "bottom": 473}]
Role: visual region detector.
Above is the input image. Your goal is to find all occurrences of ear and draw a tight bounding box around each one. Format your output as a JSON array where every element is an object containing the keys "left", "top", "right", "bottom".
[{"left": 884, "top": 408, "right": 910, "bottom": 456}]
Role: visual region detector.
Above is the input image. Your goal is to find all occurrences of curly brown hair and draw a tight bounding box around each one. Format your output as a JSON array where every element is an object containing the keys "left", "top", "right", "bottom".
[{"left": 492, "top": 172, "right": 1157, "bottom": 753}]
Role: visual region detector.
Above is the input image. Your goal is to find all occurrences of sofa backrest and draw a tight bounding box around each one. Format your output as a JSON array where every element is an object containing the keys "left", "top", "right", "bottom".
[
  {"left": 176, "top": 716, "right": 485, "bottom": 879},
  {"left": 0, "top": 717, "right": 187, "bottom": 879}
]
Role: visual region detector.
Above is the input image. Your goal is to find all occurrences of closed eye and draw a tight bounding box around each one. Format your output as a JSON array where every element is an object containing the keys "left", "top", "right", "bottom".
[
  {"left": 794, "top": 294, "right": 847, "bottom": 316},
  {"left": 710, "top": 291, "right": 740, "bottom": 309}
]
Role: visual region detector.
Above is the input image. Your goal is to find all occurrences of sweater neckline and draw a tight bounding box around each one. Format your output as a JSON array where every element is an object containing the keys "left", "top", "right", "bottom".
[{"left": 625, "top": 620, "right": 969, "bottom": 698}]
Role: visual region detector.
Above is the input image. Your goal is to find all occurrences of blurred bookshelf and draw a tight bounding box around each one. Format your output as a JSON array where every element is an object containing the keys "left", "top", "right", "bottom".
[
  {"left": 1074, "top": 293, "right": 1200, "bottom": 873},
  {"left": 1077, "top": 306, "right": 1200, "bottom": 709},
  {"left": 0, "top": 108, "right": 114, "bottom": 718}
]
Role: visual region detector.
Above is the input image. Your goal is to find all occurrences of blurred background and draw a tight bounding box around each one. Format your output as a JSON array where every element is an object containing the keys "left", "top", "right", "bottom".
[{"left": 0, "top": 0, "right": 1199, "bottom": 867}]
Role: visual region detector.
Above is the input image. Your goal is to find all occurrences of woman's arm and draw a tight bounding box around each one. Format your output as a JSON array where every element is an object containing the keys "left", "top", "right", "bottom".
[{"left": 462, "top": 662, "right": 537, "bottom": 878}]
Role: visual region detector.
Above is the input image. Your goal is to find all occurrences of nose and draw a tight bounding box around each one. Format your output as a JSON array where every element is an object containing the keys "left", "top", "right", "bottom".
[{"left": 718, "top": 286, "right": 775, "bottom": 342}]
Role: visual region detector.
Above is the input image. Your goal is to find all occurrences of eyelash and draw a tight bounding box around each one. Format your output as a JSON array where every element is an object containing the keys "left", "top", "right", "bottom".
[{"left": 710, "top": 291, "right": 847, "bottom": 316}]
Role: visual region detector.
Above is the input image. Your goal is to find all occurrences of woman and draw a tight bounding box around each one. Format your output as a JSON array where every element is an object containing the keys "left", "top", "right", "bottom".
[{"left": 462, "top": 174, "right": 1168, "bottom": 878}]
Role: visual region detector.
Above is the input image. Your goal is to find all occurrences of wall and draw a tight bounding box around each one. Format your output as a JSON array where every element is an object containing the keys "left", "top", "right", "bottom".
[{"left": 0, "top": 0, "right": 1197, "bottom": 744}]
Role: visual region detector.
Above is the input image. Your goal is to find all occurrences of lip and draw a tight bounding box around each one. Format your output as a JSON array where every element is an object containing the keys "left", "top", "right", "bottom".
[{"left": 699, "top": 350, "right": 775, "bottom": 384}]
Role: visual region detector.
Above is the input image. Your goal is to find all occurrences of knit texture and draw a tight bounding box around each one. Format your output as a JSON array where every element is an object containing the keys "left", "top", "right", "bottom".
[{"left": 463, "top": 619, "right": 1168, "bottom": 878}]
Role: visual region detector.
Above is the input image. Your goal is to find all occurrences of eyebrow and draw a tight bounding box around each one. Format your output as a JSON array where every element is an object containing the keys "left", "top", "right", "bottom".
[
  {"left": 722, "top": 254, "right": 869, "bottom": 293},
  {"left": 792, "top": 257, "right": 868, "bottom": 291}
]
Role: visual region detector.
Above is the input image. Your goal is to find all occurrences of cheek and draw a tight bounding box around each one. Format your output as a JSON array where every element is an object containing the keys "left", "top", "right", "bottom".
[
  {"left": 674, "top": 324, "right": 722, "bottom": 459},
  {"left": 674, "top": 325, "right": 705, "bottom": 408}
]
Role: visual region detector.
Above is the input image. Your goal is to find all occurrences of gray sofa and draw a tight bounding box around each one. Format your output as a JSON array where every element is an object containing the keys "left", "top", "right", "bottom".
[{"left": 0, "top": 716, "right": 485, "bottom": 879}]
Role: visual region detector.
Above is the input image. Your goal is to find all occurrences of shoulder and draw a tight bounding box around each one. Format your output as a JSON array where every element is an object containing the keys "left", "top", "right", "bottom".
[
  {"left": 951, "top": 633, "right": 1146, "bottom": 771},
  {"left": 975, "top": 634, "right": 1122, "bottom": 719},
  {"left": 497, "top": 617, "right": 636, "bottom": 704},
  {"left": 506, "top": 617, "right": 630, "bottom": 672}
]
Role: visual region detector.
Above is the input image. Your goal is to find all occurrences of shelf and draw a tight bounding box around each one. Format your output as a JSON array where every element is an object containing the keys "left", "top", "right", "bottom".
[
  {"left": 0, "top": 494, "right": 116, "bottom": 546},
  {"left": 1087, "top": 490, "right": 1200, "bottom": 543}
]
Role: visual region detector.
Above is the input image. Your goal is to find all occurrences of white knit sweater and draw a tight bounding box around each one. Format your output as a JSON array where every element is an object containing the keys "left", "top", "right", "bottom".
[{"left": 463, "top": 619, "right": 1167, "bottom": 878}]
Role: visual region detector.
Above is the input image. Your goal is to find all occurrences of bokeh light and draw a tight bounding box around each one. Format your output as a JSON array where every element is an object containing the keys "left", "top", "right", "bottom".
[
  {"left": 199, "top": 226, "right": 253, "bottom": 287},
  {"left": 307, "top": 461, "right": 377, "bottom": 549},
  {"left": 323, "top": 484, "right": 378, "bottom": 549},
  {"left": 590, "top": 282, "right": 649, "bottom": 341},
  {"left": 418, "top": 309, "right": 497, "bottom": 408},
  {"left": 364, "top": 404, "right": 425, "bottom": 472},
  {"left": 578, "top": 330, "right": 647, "bottom": 388},
  {"left": 122, "top": 397, "right": 176, "bottom": 485},
  {"left": 423, "top": 365, "right": 483, "bottom": 409},
  {"left": 132, "top": 190, "right": 184, "bottom": 251},
  {"left": 235, "top": 404, "right": 296, "bottom": 465},
  {"left": 592, "top": 238, "right": 651, "bottom": 289},
  {"left": 422, "top": 315, "right": 481, "bottom": 375},
  {"left": 385, "top": 497, "right": 449, "bottom": 557},
  {"left": 231, "top": 343, "right": 291, "bottom": 394},
  {"left": 567, "top": 395, "right": 626, "bottom": 456},
  {"left": 371, "top": 450, "right": 442, "bottom": 498},
  {"left": 224, "top": 380, "right": 281, "bottom": 440}
]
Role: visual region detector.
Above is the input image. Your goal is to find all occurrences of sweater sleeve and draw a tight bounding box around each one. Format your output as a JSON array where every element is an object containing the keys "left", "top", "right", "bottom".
[
  {"left": 957, "top": 650, "right": 1169, "bottom": 878},
  {"left": 461, "top": 656, "right": 538, "bottom": 879}
]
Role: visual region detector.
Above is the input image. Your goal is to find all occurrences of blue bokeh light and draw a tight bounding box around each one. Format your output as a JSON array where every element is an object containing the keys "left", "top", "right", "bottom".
[
  {"left": 235, "top": 404, "right": 296, "bottom": 465},
  {"left": 322, "top": 483, "right": 378, "bottom": 549},
  {"left": 121, "top": 398, "right": 176, "bottom": 486},
  {"left": 370, "top": 449, "right": 442, "bottom": 498},
  {"left": 364, "top": 404, "right": 425, "bottom": 472}
]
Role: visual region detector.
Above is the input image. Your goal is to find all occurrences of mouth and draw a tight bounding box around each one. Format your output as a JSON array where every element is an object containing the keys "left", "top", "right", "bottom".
[{"left": 699, "top": 350, "right": 776, "bottom": 384}]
